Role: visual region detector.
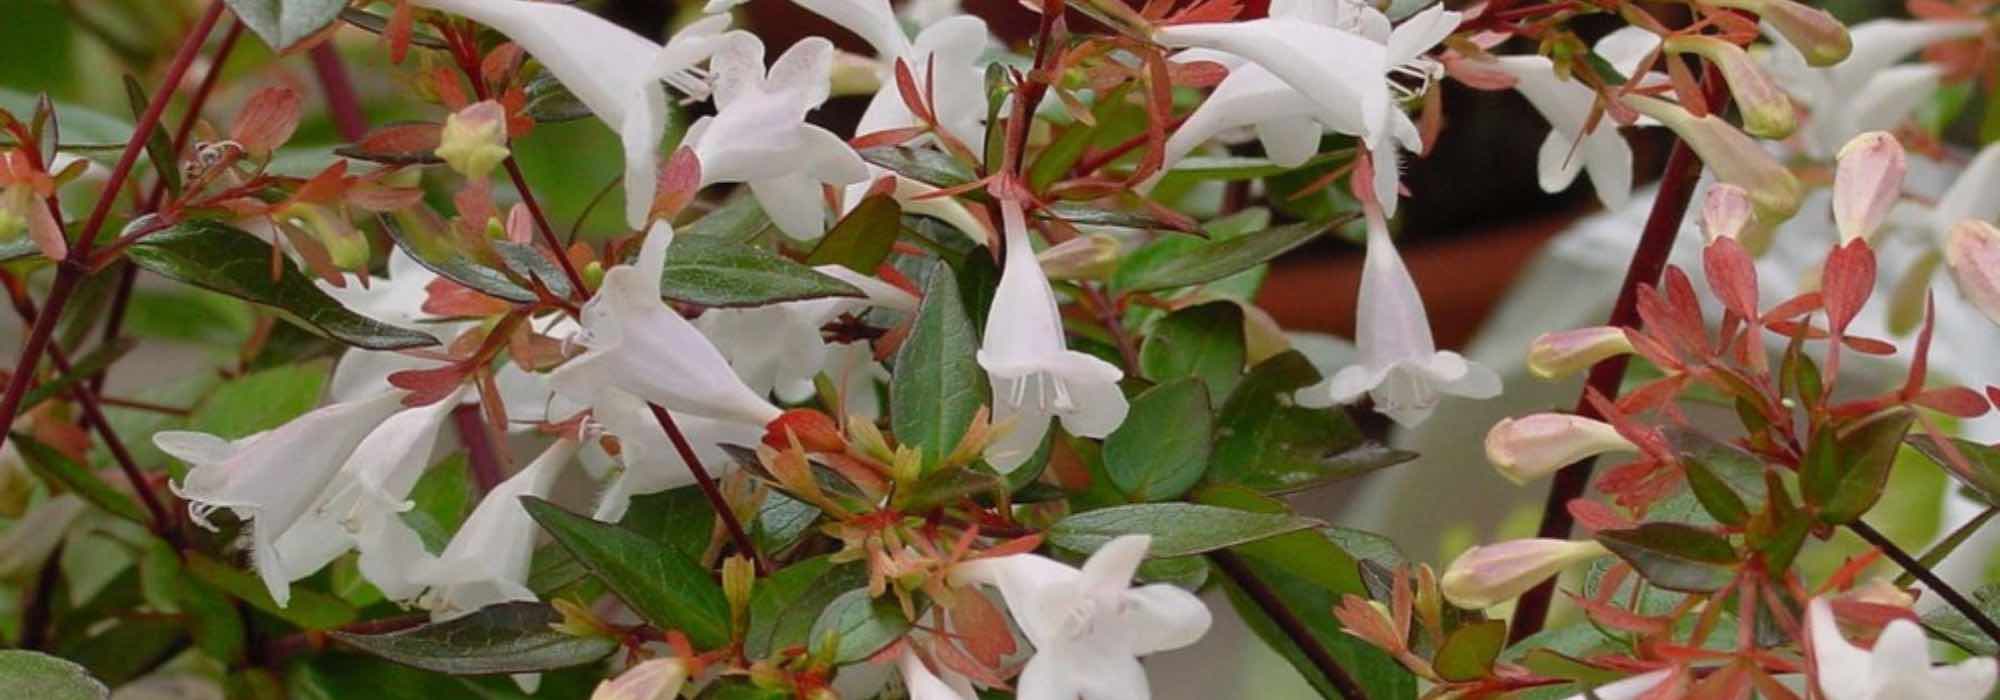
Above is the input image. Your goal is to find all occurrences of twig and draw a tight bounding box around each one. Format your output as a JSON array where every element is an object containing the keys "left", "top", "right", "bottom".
[
  {"left": 262, "top": 613, "right": 428, "bottom": 664},
  {"left": 1509, "top": 69, "right": 1730, "bottom": 644},
  {"left": 17, "top": 543, "right": 63, "bottom": 650},
  {"left": 309, "top": 43, "right": 369, "bottom": 142},
  {"left": 646, "top": 403, "right": 769, "bottom": 576},
  {"left": 1897, "top": 506, "right": 2000, "bottom": 588},
  {"left": 452, "top": 403, "right": 507, "bottom": 493},
  {"left": 0, "top": 0, "right": 228, "bottom": 455},
  {"left": 1209, "top": 550, "right": 1370, "bottom": 700},
  {"left": 1851, "top": 520, "right": 2000, "bottom": 647}
]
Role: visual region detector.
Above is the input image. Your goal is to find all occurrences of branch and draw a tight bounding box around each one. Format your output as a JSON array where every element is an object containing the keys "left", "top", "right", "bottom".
[
  {"left": 1209, "top": 550, "right": 1371, "bottom": 700},
  {"left": 308, "top": 43, "right": 368, "bottom": 142},
  {"left": 646, "top": 403, "right": 769, "bottom": 575},
  {"left": 1850, "top": 520, "right": 2000, "bottom": 648},
  {"left": 453, "top": 403, "right": 507, "bottom": 493}
]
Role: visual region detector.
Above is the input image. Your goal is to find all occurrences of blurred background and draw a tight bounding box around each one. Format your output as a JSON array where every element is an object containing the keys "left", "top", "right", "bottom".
[{"left": 0, "top": 0, "right": 1966, "bottom": 697}]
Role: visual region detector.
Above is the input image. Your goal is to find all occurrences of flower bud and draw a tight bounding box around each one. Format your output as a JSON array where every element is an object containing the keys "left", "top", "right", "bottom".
[
  {"left": 282, "top": 203, "right": 370, "bottom": 272},
  {"left": 1037, "top": 233, "right": 1121, "bottom": 281},
  {"left": 1661, "top": 36, "right": 1795, "bottom": 139},
  {"left": 436, "top": 100, "right": 511, "bottom": 180},
  {"left": 1833, "top": 132, "right": 1907, "bottom": 244},
  {"left": 1945, "top": 219, "right": 2000, "bottom": 327},
  {"left": 764, "top": 408, "right": 847, "bottom": 454},
  {"left": 1485, "top": 413, "right": 1636, "bottom": 484},
  {"left": 1527, "top": 326, "right": 1634, "bottom": 379},
  {"left": 1700, "top": 183, "right": 1755, "bottom": 243},
  {"left": 1624, "top": 95, "right": 1803, "bottom": 226},
  {"left": 830, "top": 50, "right": 884, "bottom": 98},
  {"left": 1710, "top": 0, "right": 1851, "bottom": 67},
  {"left": 722, "top": 554, "right": 755, "bottom": 631},
  {"left": 1440, "top": 538, "right": 1609, "bottom": 609},
  {"left": 591, "top": 658, "right": 688, "bottom": 700}
]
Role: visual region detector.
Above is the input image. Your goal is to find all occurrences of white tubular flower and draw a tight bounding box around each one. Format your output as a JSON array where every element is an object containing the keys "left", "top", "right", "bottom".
[
  {"left": 592, "top": 657, "right": 689, "bottom": 700},
  {"left": 1807, "top": 597, "right": 1998, "bottom": 700},
  {"left": 1946, "top": 219, "right": 2000, "bottom": 327},
  {"left": 549, "top": 221, "right": 783, "bottom": 427},
  {"left": 978, "top": 200, "right": 1129, "bottom": 472},
  {"left": 897, "top": 647, "right": 977, "bottom": 700},
  {"left": 410, "top": 0, "right": 731, "bottom": 229},
  {"left": 1153, "top": 1, "right": 1459, "bottom": 212},
  {"left": 1298, "top": 203, "right": 1500, "bottom": 426},
  {"left": 1832, "top": 132, "right": 1907, "bottom": 244},
  {"left": 951, "top": 535, "right": 1211, "bottom": 700},
  {"left": 414, "top": 438, "right": 581, "bottom": 620},
  {"left": 1930, "top": 142, "right": 2000, "bottom": 245},
  {"left": 1764, "top": 18, "right": 1986, "bottom": 157},
  {"left": 1439, "top": 538, "right": 1608, "bottom": 609},
  {"left": 155, "top": 391, "right": 406, "bottom": 606},
  {"left": 319, "top": 246, "right": 444, "bottom": 336},
  {"left": 1526, "top": 326, "right": 1634, "bottom": 379},
  {"left": 686, "top": 34, "right": 871, "bottom": 240},
  {"left": 581, "top": 389, "right": 761, "bottom": 522},
  {"left": 1489, "top": 55, "right": 1634, "bottom": 210},
  {"left": 696, "top": 265, "right": 917, "bottom": 403},
  {"left": 1484, "top": 413, "right": 1636, "bottom": 484}
]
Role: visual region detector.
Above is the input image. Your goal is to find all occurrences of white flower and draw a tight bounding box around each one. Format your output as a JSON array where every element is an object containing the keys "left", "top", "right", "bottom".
[
  {"left": 696, "top": 265, "right": 917, "bottom": 402},
  {"left": 578, "top": 388, "right": 762, "bottom": 522},
  {"left": 951, "top": 535, "right": 1211, "bottom": 700},
  {"left": 1929, "top": 142, "right": 2000, "bottom": 245},
  {"left": 593, "top": 657, "right": 688, "bottom": 700},
  {"left": 686, "top": 34, "right": 871, "bottom": 240},
  {"left": 1484, "top": 413, "right": 1636, "bottom": 484},
  {"left": 897, "top": 647, "right": 976, "bottom": 700},
  {"left": 1298, "top": 202, "right": 1499, "bottom": 426},
  {"left": 1488, "top": 54, "right": 1636, "bottom": 210},
  {"left": 1764, "top": 18, "right": 1986, "bottom": 158},
  {"left": 319, "top": 247, "right": 443, "bottom": 336},
  {"left": 978, "top": 200, "right": 1129, "bottom": 471},
  {"left": 411, "top": 0, "right": 732, "bottom": 228},
  {"left": 1154, "top": 1, "right": 1459, "bottom": 211},
  {"left": 1439, "top": 538, "right": 1608, "bottom": 609},
  {"left": 549, "top": 221, "right": 783, "bottom": 427},
  {"left": 156, "top": 390, "right": 406, "bottom": 605},
  {"left": 1807, "top": 597, "right": 1998, "bottom": 700},
  {"left": 414, "top": 438, "right": 581, "bottom": 619}
]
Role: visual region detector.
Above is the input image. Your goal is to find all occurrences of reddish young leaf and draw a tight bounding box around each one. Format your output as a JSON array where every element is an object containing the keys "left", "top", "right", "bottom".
[
  {"left": 389, "top": 364, "right": 468, "bottom": 407},
  {"left": 1703, "top": 237, "right": 1760, "bottom": 319},
  {"left": 1568, "top": 498, "right": 1637, "bottom": 533},
  {"left": 946, "top": 589, "right": 1018, "bottom": 667},
  {"left": 1821, "top": 239, "right": 1876, "bottom": 336},
  {"left": 230, "top": 86, "right": 303, "bottom": 157},
  {"left": 386, "top": 0, "right": 416, "bottom": 64},
  {"left": 651, "top": 146, "right": 702, "bottom": 222},
  {"left": 1912, "top": 387, "right": 1990, "bottom": 417}
]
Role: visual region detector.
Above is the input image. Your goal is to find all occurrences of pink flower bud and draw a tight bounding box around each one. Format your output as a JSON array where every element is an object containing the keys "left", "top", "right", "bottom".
[
  {"left": 1833, "top": 132, "right": 1907, "bottom": 244},
  {"left": 1701, "top": 184, "right": 1755, "bottom": 243},
  {"left": 1624, "top": 95, "right": 1803, "bottom": 225},
  {"left": 435, "top": 100, "right": 511, "bottom": 181},
  {"left": 1945, "top": 219, "right": 2000, "bottom": 327},
  {"left": 1485, "top": 413, "right": 1636, "bottom": 484},
  {"left": 1662, "top": 36, "right": 1796, "bottom": 139},
  {"left": 591, "top": 658, "right": 688, "bottom": 700},
  {"left": 1440, "top": 538, "right": 1609, "bottom": 609},
  {"left": 1526, "top": 326, "right": 1634, "bottom": 379}
]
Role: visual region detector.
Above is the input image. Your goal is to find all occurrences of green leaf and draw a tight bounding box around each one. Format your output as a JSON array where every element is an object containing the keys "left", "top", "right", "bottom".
[
  {"left": 225, "top": 0, "right": 348, "bottom": 50},
  {"left": 120, "top": 77, "right": 179, "bottom": 199},
  {"left": 807, "top": 589, "right": 911, "bottom": 664},
  {"left": 381, "top": 210, "right": 536, "bottom": 303},
  {"left": 806, "top": 194, "right": 900, "bottom": 273},
  {"left": 1039, "top": 201, "right": 1185, "bottom": 231},
  {"left": 1908, "top": 433, "right": 2000, "bottom": 505},
  {"left": 1433, "top": 620, "right": 1507, "bottom": 682},
  {"left": 12, "top": 433, "right": 150, "bottom": 525},
  {"left": 520, "top": 496, "right": 732, "bottom": 649},
  {"left": 699, "top": 679, "right": 792, "bottom": 700},
  {"left": 520, "top": 72, "right": 594, "bottom": 124},
  {"left": 17, "top": 338, "right": 133, "bottom": 416},
  {"left": 332, "top": 602, "right": 618, "bottom": 675},
  {"left": 1596, "top": 523, "right": 1739, "bottom": 594},
  {"left": 1661, "top": 427, "right": 1765, "bottom": 528},
  {"left": 127, "top": 220, "right": 437, "bottom": 350},
  {"left": 1139, "top": 301, "right": 1247, "bottom": 397},
  {"left": 1218, "top": 556, "right": 1416, "bottom": 700},
  {"left": 0, "top": 651, "right": 109, "bottom": 700},
  {"left": 184, "top": 551, "right": 358, "bottom": 630},
  {"left": 857, "top": 146, "right": 978, "bottom": 194},
  {"left": 1103, "top": 378, "right": 1213, "bottom": 501},
  {"left": 661, "top": 235, "right": 865, "bottom": 308},
  {"left": 1197, "top": 485, "right": 1366, "bottom": 596},
  {"left": 1683, "top": 456, "right": 1751, "bottom": 527},
  {"left": 1117, "top": 218, "right": 1338, "bottom": 293},
  {"left": 745, "top": 557, "right": 865, "bottom": 658},
  {"left": 1048, "top": 503, "right": 1322, "bottom": 557},
  {"left": 1920, "top": 582, "right": 2000, "bottom": 655},
  {"left": 0, "top": 89, "right": 132, "bottom": 158},
  {"left": 1210, "top": 352, "right": 1414, "bottom": 493},
  {"left": 681, "top": 195, "right": 772, "bottom": 242},
  {"left": 287, "top": 653, "right": 597, "bottom": 700},
  {"left": 1822, "top": 407, "right": 1915, "bottom": 523},
  {"left": 186, "top": 361, "right": 329, "bottom": 439},
  {"left": 890, "top": 263, "right": 989, "bottom": 469}
]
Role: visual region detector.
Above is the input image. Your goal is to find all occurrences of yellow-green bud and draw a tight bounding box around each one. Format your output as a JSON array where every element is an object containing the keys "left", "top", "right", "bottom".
[
  {"left": 436, "top": 100, "right": 511, "bottom": 180},
  {"left": 1662, "top": 35, "right": 1795, "bottom": 139},
  {"left": 1623, "top": 95, "right": 1803, "bottom": 226}
]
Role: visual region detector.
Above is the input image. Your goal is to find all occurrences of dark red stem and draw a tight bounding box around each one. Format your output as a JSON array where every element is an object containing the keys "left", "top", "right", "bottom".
[
  {"left": 647, "top": 403, "right": 768, "bottom": 575},
  {"left": 1210, "top": 550, "right": 1370, "bottom": 699},
  {"left": 453, "top": 403, "right": 507, "bottom": 493},
  {"left": 309, "top": 43, "right": 369, "bottom": 142}
]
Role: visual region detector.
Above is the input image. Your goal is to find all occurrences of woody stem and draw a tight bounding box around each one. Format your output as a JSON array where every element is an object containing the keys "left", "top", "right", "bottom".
[
  {"left": 1850, "top": 521, "right": 2000, "bottom": 650},
  {"left": 647, "top": 403, "right": 769, "bottom": 576},
  {"left": 1209, "top": 550, "right": 1371, "bottom": 699}
]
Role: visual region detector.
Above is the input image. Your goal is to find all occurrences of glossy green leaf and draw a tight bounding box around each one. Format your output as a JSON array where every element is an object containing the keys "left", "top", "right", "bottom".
[
  {"left": 890, "top": 263, "right": 989, "bottom": 469},
  {"left": 12, "top": 433, "right": 149, "bottom": 525},
  {"left": 1219, "top": 555, "right": 1417, "bottom": 700},
  {"left": 1596, "top": 523, "right": 1739, "bottom": 594},
  {"left": 491, "top": 240, "right": 574, "bottom": 300},
  {"left": 857, "top": 145, "right": 978, "bottom": 194},
  {"left": 1139, "top": 301, "right": 1247, "bottom": 397},
  {"left": 184, "top": 551, "right": 358, "bottom": 630},
  {"left": 808, "top": 589, "right": 911, "bottom": 663},
  {"left": 381, "top": 210, "right": 536, "bottom": 303},
  {"left": 226, "top": 0, "right": 348, "bottom": 50},
  {"left": 746, "top": 557, "right": 865, "bottom": 658},
  {"left": 661, "top": 235, "right": 865, "bottom": 307},
  {"left": 806, "top": 194, "right": 900, "bottom": 273},
  {"left": 1209, "top": 351, "right": 1415, "bottom": 493},
  {"left": 1048, "top": 503, "right": 1322, "bottom": 557},
  {"left": 1103, "top": 378, "right": 1213, "bottom": 501},
  {"left": 1117, "top": 218, "right": 1339, "bottom": 293},
  {"left": 681, "top": 195, "right": 772, "bottom": 242},
  {"left": 1908, "top": 433, "right": 2000, "bottom": 505},
  {"left": 1821, "top": 407, "right": 1915, "bottom": 523},
  {"left": 332, "top": 602, "right": 618, "bottom": 675},
  {"left": 120, "top": 77, "right": 179, "bottom": 199},
  {"left": 1920, "top": 582, "right": 2000, "bottom": 655},
  {"left": 1433, "top": 620, "right": 1507, "bottom": 682},
  {"left": 520, "top": 496, "right": 732, "bottom": 649},
  {"left": 126, "top": 220, "right": 436, "bottom": 350},
  {"left": 0, "top": 651, "right": 109, "bottom": 700},
  {"left": 1197, "top": 485, "right": 1366, "bottom": 596}
]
